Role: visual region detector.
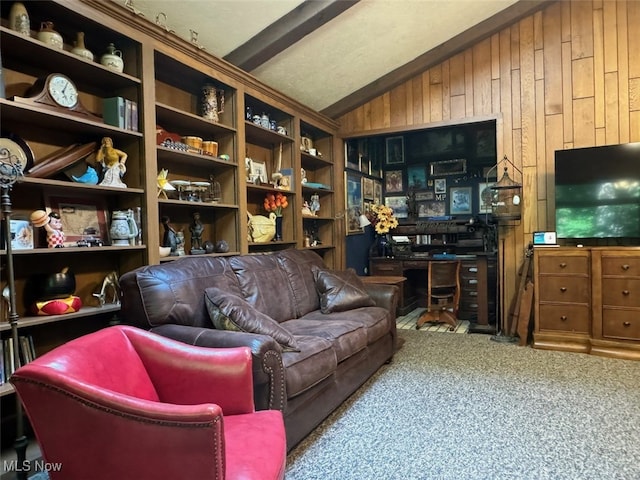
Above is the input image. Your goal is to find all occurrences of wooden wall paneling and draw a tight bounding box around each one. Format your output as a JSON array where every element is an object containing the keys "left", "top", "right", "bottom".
[
  {"left": 535, "top": 77, "right": 546, "bottom": 176},
  {"left": 449, "top": 53, "right": 466, "bottom": 96},
  {"left": 629, "top": 1, "right": 640, "bottom": 78},
  {"left": 421, "top": 71, "right": 431, "bottom": 123},
  {"left": 429, "top": 66, "right": 443, "bottom": 123},
  {"left": 465, "top": 50, "right": 474, "bottom": 117},
  {"left": 390, "top": 83, "right": 406, "bottom": 127},
  {"left": 523, "top": 165, "right": 538, "bottom": 235},
  {"left": 472, "top": 38, "right": 492, "bottom": 116},
  {"left": 404, "top": 79, "right": 414, "bottom": 126},
  {"left": 520, "top": 16, "right": 536, "bottom": 168},
  {"left": 593, "top": 6, "right": 606, "bottom": 131},
  {"left": 603, "top": 1, "right": 618, "bottom": 73},
  {"left": 492, "top": 78, "right": 501, "bottom": 118},
  {"left": 543, "top": 3, "right": 563, "bottom": 115},
  {"left": 571, "top": 0, "right": 594, "bottom": 60},
  {"left": 499, "top": 29, "right": 514, "bottom": 160},
  {"left": 616, "top": 0, "right": 630, "bottom": 143},
  {"left": 562, "top": 42, "right": 574, "bottom": 146},
  {"left": 572, "top": 57, "right": 595, "bottom": 99},
  {"left": 545, "top": 113, "right": 563, "bottom": 230},
  {"left": 411, "top": 76, "right": 424, "bottom": 125},
  {"left": 573, "top": 97, "right": 596, "bottom": 147},
  {"left": 441, "top": 60, "right": 451, "bottom": 121},
  {"left": 382, "top": 92, "right": 391, "bottom": 129},
  {"left": 511, "top": 69, "right": 522, "bottom": 131}
]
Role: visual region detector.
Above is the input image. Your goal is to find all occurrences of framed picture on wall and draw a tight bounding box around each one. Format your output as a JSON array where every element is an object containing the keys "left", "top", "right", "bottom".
[
  {"left": 385, "top": 136, "right": 404, "bottom": 165},
  {"left": 345, "top": 140, "right": 360, "bottom": 171},
  {"left": 478, "top": 182, "right": 493, "bottom": 213},
  {"left": 385, "top": 170, "right": 403, "bottom": 193},
  {"left": 362, "top": 177, "right": 374, "bottom": 200},
  {"left": 430, "top": 158, "right": 466, "bottom": 176},
  {"left": 418, "top": 201, "right": 446, "bottom": 218},
  {"left": 385, "top": 195, "right": 408, "bottom": 218},
  {"left": 434, "top": 178, "right": 446, "bottom": 194},
  {"left": 345, "top": 171, "right": 363, "bottom": 235},
  {"left": 450, "top": 187, "right": 472, "bottom": 215},
  {"left": 374, "top": 181, "right": 382, "bottom": 204},
  {"left": 407, "top": 165, "right": 427, "bottom": 189}
]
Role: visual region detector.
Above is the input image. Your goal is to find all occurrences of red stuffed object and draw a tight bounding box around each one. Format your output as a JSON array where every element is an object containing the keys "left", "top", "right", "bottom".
[{"left": 32, "top": 296, "right": 82, "bottom": 316}]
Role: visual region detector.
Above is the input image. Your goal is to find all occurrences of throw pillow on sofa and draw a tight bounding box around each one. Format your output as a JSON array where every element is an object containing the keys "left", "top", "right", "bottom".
[
  {"left": 312, "top": 266, "right": 375, "bottom": 314},
  {"left": 204, "top": 287, "right": 300, "bottom": 351}
]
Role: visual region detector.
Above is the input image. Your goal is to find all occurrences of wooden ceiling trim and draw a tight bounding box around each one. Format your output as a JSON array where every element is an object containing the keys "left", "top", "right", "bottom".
[
  {"left": 322, "top": 0, "right": 554, "bottom": 119},
  {"left": 224, "top": 0, "right": 360, "bottom": 72}
]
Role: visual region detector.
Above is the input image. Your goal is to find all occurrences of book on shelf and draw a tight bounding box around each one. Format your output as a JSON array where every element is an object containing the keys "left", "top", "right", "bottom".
[{"left": 1, "top": 335, "right": 37, "bottom": 383}]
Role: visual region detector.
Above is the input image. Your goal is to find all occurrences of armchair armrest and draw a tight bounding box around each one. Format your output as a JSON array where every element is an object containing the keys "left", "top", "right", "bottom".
[
  {"left": 365, "top": 283, "right": 399, "bottom": 315},
  {"left": 151, "top": 324, "right": 286, "bottom": 411}
]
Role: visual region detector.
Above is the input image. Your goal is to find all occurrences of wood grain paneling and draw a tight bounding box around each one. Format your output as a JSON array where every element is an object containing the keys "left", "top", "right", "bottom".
[{"left": 338, "top": 0, "right": 639, "bottom": 327}]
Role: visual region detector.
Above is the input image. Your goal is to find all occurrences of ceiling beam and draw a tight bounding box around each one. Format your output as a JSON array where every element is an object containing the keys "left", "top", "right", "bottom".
[
  {"left": 224, "top": 0, "right": 360, "bottom": 72},
  {"left": 322, "top": 0, "right": 554, "bottom": 119}
]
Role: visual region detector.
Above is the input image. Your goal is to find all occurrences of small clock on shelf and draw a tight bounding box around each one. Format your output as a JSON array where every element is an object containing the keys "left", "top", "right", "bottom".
[{"left": 12, "top": 73, "right": 100, "bottom": 120}]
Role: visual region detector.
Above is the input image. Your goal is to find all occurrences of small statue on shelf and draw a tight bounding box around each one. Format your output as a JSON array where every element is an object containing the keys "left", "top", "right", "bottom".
[
  {"left": 310, "top": 193, "right": 320, "bottom": 216},
  {"left": 96, "top": 136, "right": 128, "bottom": 188},
  {"left": 30, "top": 209, "right": 65, "bottom": 248},
  {"left": 161, "top": 215, "right": 178, "bottom": 255},
  {"left": 189, "top": 211, "right": 205, "bottom": 255}
]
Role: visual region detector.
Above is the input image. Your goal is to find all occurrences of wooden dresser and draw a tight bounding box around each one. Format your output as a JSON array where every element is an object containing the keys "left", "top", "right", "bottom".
[{"left": 533, "top": 247, "right": 640, "bottom": 360}]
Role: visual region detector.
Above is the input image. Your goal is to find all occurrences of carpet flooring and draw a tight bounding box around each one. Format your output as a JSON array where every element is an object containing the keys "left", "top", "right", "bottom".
[{"left": 286, "top": 329, "right": 640, "bottom": 480}]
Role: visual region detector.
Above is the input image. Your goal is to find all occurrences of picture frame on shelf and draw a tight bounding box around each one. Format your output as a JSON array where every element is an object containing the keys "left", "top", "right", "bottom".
[
  {"left": 449, "top": 187, "right": 472, "bottom": 215},
  {"left": 478, "top": 182, "right": 493, "bottom": 213},
  {"left": 385, "top": 136, "right": 404, "bottom": 165},
  {"left": 362, "top": 177, "right": 374, "bottom": 200},
  {"left": 385, "top": 170, "right": 403, "bottom": 193},
  {"left": 430, "top": 158, "right": 466, "bottom": 176},
  {"left": 434, "top": 178, "right": 446, "bottom": 194},
  {"left": 9, "top": 218, "right": 34, "bottom": 250},
  {"left": 345, "top": 171, "right": 363, "bottom": 235},
  {"left": 249, "top": 159, "right": 268, "bottom": 184},
  {"left": 44, "top": 192, "right": 109, "bottom": 246}
]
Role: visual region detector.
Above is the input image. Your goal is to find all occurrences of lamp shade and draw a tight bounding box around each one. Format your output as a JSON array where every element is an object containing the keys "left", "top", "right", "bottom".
[{"left": 359, "top": 214, "right": 371, "bottom": 228}]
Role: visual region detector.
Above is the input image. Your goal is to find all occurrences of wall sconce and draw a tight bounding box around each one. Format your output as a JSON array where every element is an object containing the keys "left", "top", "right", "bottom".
[
  {"left": 486, "top": 155, "right": 522, "bottom": 222},
  {"left": 359, "top": 214, "right": 371, "bottom": 229}
]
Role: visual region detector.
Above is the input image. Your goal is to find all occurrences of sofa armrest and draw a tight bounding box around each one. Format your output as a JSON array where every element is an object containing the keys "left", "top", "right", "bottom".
[
  {"left": 150, "top": 324, "right": 286, "bottom": 412},
  {"left": 364, "top": 283, "right": 399, "bottom": 314}
]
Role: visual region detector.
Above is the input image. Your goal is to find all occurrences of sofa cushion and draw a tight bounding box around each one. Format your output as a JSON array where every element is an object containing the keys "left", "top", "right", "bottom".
[
  {"left": 204, "top": 287, "right": 300, "bottom": 352},
  {"left": 275, "top": 250, "right": 324, "bottom": 317},
  {"left": 280, "top": 335, "right": 337, "bottom": 398},
  {"left": 281, "top": 318, "right": 367, "bottom": 363},
  {"left": 230, "top": 255, "right": 297, "bottom": 323},
  {"left": 300, "top": 306, "right": 391, "bottom": 345},
  {"left": 312, "top": 267, "right": 375, "bottom": 314}
]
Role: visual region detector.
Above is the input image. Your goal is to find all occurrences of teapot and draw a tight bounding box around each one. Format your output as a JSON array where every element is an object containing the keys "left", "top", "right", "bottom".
[
  {"left": 100, "top": 43, "right": 124, "bottom": 72},
  {"left": 247, "top": 212, "right": 275, "bottom": 243},
  {"left": 110, "top": 209, "right": 138, "bottom": 246}
]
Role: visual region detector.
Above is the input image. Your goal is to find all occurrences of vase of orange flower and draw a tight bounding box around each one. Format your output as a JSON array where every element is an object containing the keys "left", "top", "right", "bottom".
[
  {"left": 367, "top": 204, "right": 398, "bottom": 257},
  {"left": 264, "top": 192, "right": 288, "bottom": 241}
]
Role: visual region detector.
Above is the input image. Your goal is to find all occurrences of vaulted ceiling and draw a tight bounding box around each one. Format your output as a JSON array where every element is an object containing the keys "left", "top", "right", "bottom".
[{"left": 118, "top": 0, "right": 551, "bottom": 119}]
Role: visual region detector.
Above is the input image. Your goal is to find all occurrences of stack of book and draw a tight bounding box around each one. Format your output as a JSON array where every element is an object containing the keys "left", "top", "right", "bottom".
[{"left": 0, "top": 335, "right": 37, "bottom": 385}]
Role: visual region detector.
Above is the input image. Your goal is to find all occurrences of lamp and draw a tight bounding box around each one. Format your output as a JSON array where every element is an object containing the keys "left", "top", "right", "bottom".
[
  {"left": 358, "top": 214, "right": 371, "bottom": 229},
  {"left": 1, "top": 146, "right": 28, "bottom": 480}
]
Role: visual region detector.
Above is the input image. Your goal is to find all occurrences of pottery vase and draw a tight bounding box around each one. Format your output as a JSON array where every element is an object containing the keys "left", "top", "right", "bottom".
[
  {"left": 9, "top": 2, "right": 30, "bottom": 36},
  {"left": 200, "top": 84, "right": 225, "bottom": 122},
  {"left": 37, "top": 21, "right": 63, "bottom": 49},
  {"left": 100, "top": 43, "right": 124, "bottom": 72},
  {"left": 371, "top": 234, "right": 391, "bottom": 257},
  {"left": 71, "top": 32, "right": 94, "bottom": 61},
  {"left": 274, "top": 216, "right": 283, "bottom": 242}
]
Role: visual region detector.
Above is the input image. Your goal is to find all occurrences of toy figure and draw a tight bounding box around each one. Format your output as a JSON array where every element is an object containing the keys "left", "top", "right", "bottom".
[
  {"left": 97, "top": 136, "right": 127, "bottom": 188},
  {"left": 189, "top": 211, "right": 205, "bottom": 254},
  {"left": 30, "top": 209, "right": 65, "bottom": 248},
  {"left": 310, "top": 193, "right": 320, "bottom": 215}
]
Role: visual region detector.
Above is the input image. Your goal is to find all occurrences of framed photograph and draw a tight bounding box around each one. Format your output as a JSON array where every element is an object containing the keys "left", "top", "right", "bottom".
[
  {"left": 430, "top": 158, "right": 466, "bottom": 176},
  {"left": 385, "top": 136, "right": 404, "bottom": 165},
  {"left": 407, "top": 165, "right": 427, "bottom": 189},
  {"left": 360, "top": 155, "right": 371, "bottom": 175},
  {"left": 385, "top": 195, "right": 408, "bottom": 218},
  {"left": 345, "top": 140, "right": 360, "bottom": 171},
  {"left": 418, "top": 201, "right": 446, "bottom": 218},
  {"left": 374, "top": 181, "right": 382, "bottom": 204},
  {"left": 385, "top": 170, "right": 403, "bottom": 193},
  {"left": 450, "top": 187, "right": 472, "bottom": 215},
  {"left": 249, "top": 160, "right": 268, "bottom": 184},
  {"left": 45, "top": 192, "right": 109, "bottom": 245},
  {"left": 478, "top": 182, "right": 493, "bottom": 213},
  {"left": 415, "top": 191, "right": 435, "bottom": 201},
  {"left": 434, "top": 178, "right": 446, "bottom": 194},
  {"left": 362, "top": 177, "right": 374, "bottom": 200},
  {"left": 345, "top": 171, "right": 363, "bottom": 235},
  {"left": 9, "top": 218, "right": 34, "bottom": 250}
]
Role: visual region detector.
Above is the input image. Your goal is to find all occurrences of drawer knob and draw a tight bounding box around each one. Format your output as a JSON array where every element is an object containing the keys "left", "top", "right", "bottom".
[
  {"left": 622, "top": 264, "right": 630, "bottom": 271},
  {"left": 622, "top": 290, "right": 630, "bottom": 296},
  {"left": 560, "top": 315, "right": 568, "bottom": 321},
  {"left": 623, "top": 321, "right": 631, "bottom": 327},
  {"left": 560, "top": 287, "right": 567, "bottom": 292},
  {"left": 559, "top": 263, "right": 567, "bottom": 268}
]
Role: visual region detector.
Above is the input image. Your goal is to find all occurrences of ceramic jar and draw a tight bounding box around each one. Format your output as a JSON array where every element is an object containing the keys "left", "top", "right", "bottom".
[
  {"left": 37, "top": 21, "right": 63, "bottom": 49},
  {"left": 100, "top": 43, "right": 124, "bottom": 72},
  {"left": 71, "top": 32, "right": 94, "bottom": 61},
  {"left": 9, "top": 2, "right": 30, "bottom": 36},
  {"left": 110, "top": 210, "right": 138, "bottom": 246},
  {"left": 200, "top": 84, "right": 225, "bottom": 122}
]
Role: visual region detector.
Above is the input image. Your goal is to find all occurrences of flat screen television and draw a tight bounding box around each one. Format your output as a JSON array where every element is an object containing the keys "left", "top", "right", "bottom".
[{"left": 554, "top": 142, "right": 640, "bottom": 246}]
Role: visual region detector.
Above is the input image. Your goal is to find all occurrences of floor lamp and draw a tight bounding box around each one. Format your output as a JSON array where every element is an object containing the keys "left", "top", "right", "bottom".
[
  {"left": 485, "top": 156, "right": 522, "bottom": 343},
  {"left": 1, "top": 149, "right": 28, "bottom": 480}
]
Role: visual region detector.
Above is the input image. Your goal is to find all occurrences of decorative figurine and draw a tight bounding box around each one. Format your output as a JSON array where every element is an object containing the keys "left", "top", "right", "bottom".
[
  {"left": 30, "top": 209, "right": 65, "bottom": 248},
  {"left": 157, "top": 168, "right": 176, "bottom": 198},
  {"left": 310, "top": 193, "right": 320, "bottom": 216},
  {"left": 71, "top": 165, "right": 99, "bottom": 184},
  {"left": 161, "top": 215, "right": 178, "bottom": 255},
  {"left": 96, "top": 136, "right": 128, "bottom": 188},
  {"left": 189, "top": 211, "right": 205, "bottom": 255}
]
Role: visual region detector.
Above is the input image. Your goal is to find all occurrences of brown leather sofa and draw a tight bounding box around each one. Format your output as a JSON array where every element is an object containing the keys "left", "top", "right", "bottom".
[{"left": 119, "top": 249, "right": 398, "bottom": 450}]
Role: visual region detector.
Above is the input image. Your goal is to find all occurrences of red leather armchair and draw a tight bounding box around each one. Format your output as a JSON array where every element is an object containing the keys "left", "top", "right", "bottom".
[{"left": 10, "top": 325, "right": 286, "bottom": 480}]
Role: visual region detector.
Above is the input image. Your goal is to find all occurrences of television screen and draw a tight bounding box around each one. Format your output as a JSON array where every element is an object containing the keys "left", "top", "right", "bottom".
[{"left": 555, "top": 143, "right": 640, "bottom": 244}]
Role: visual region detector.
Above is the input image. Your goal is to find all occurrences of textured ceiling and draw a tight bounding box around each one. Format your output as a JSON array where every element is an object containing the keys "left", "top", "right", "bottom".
[{"left": 116, "top": 0, "right": 549, "bottom": 118}]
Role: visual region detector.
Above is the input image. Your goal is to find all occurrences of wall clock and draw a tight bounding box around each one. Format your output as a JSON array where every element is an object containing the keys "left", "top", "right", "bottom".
[{"left": 13, "top": 73, "right": 100, "bottom": 120}]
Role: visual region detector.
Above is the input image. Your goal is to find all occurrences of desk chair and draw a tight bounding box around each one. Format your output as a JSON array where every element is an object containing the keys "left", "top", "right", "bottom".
[{"left": 416, "top": 260, "right": 461, "bottom": 331}]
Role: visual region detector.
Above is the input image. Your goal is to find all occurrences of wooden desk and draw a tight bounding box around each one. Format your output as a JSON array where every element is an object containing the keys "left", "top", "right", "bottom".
[
  {"left": 360, "top": 276, "right": 406, "bottom": 315},
  {"left": 369, "top": 255, "right": 496, "bottom": 325}
]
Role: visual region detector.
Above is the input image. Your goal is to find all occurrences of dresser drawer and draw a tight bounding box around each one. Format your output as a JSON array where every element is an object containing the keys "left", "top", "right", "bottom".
[
  {"left": 601, "top": 257, "right": 640, "bottom": 276},
  {"left": 538, "top": 304, "right": 590, "bottom": 333},
  {"left": 602, "top": 278, "right": 640, "bottom": 307},
  {"left": 370, "top": 263, "right": 403, "bottom": 276},
  {"left": 602, "top": 310, "right": 640, "bottom": 340},
  {"left": 538, "top": 255, "right": 589, "bottom": 275},
  {"left": 537, "top": 277, "right": 590, "bottom": 303}
]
